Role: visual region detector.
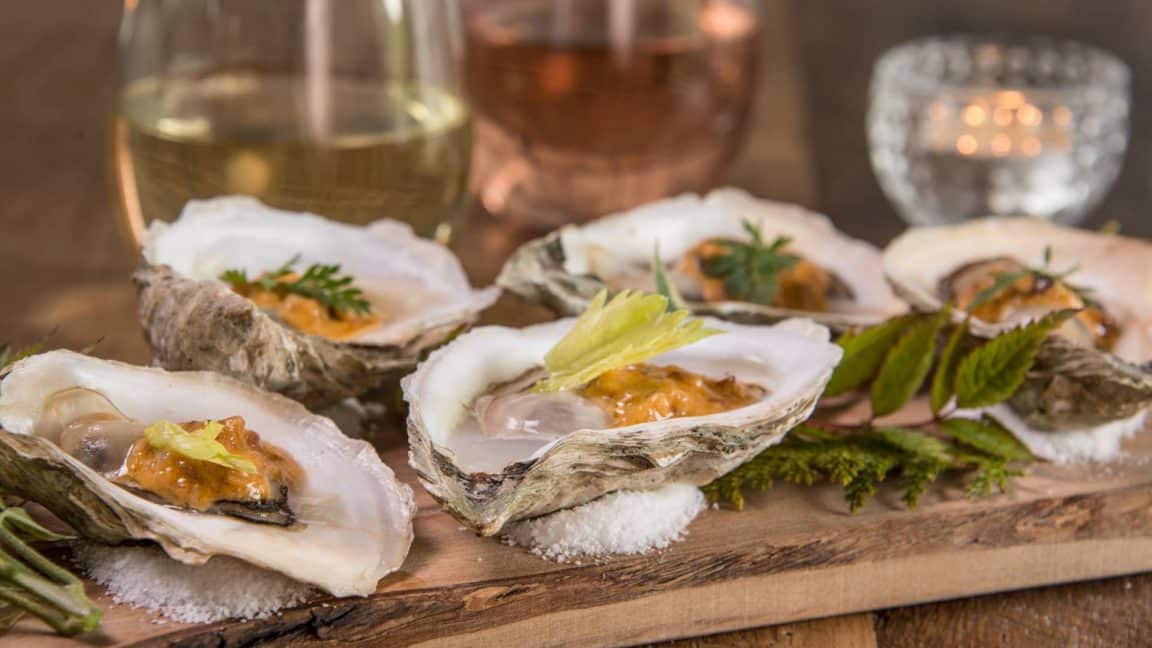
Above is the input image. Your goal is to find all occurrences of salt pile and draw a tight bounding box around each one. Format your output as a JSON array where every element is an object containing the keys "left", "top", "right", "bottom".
[
  {"left": 983, "top": 405, "right": 1144, "bottom": 464},
  {"left": 504, "top": 484, "right": 707, "bottom": 563},
  {"left": 77, "top": 543, "right": 313, "bottom": 624}
]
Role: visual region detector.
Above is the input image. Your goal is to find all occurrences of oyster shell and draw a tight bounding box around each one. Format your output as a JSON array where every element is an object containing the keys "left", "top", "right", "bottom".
[
  {"left": 0, "top": 351, "right": 415, "bottom": 597},
  {"left": 883, "top": 218, "right": 1152, "bottom": 429},
  {"left": 136, "top": 197, "right": 499, "bottom": 407},
  {"left": 404, "top": 317, "right": 841, "bottom": 535},
  {"left": 498, "top": 188, "right": 906, "bottom": 329}
]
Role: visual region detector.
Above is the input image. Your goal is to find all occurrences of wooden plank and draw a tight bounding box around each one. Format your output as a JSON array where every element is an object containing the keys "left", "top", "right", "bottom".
[{"left": 10, "top": 423, "right": 1152, "bottom": 647}]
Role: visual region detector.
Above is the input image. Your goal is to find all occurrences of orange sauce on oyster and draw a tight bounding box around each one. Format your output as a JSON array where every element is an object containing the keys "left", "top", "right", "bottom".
[
  {"left": 947, "top": 258, "right": 1119, "bottom": 351},
  {"left": 119, "top": 416, "right": 302, "bottom": 512},
  {"left": 677, "top": 240, "right": 834, "bottom": 311},
  {"left": 238, "top": 273, "right": 381, "bottom": 340},
  {"left": 581, "top": 363, "right": 764, "bottom": 427}
]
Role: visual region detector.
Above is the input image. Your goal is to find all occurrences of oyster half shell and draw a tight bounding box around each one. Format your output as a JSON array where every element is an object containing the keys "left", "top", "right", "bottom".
[
  {"left": 0, "top": 351, "right": 415, "bottom": 597},
  {"left": 136, "top": 197, "right": 499, "bottom": 407},
  {"left": 404, "top": 317, "right": 841, "bottom": 535},
  {"left": 498, "top": 188, "right": 906, "bottom": 330},
  {"left": 883, "top": 218, "right": 1152, "bottom": 429}
]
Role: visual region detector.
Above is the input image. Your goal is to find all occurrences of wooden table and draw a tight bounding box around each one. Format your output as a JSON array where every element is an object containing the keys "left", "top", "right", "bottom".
[{"left": 3, "top": 2, "right": 1151, "bottom": 645}]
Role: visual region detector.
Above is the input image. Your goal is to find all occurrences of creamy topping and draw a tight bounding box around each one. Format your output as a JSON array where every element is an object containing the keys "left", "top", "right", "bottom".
[
  {"left": 944, "top": 257, "right": 1119, "bottom": 351},
  {"left": 581, "top": 363, "right": 764, "bottom": 427}
]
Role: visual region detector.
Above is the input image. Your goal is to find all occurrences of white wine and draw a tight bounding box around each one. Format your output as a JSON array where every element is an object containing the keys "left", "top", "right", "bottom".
[{"left": 112, "top": 74, "right": 471, "bottom": 244}]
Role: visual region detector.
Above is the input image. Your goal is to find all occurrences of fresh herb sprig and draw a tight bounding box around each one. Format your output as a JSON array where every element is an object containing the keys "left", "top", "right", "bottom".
[
  {"left": 700, "top": 220, "right": 799, "bottom": 306},
  {"left": 704, "top": 308, "right": 1075, "bottom": 512},
  {"left": 0, "top": 347, "right": 102, "bottom": 636},
  {"left": 966, "top": 245, "right": 1092, "bottom": 313},
  {"left": 221, "top": 254, "right": 372, "bottom": 316}
]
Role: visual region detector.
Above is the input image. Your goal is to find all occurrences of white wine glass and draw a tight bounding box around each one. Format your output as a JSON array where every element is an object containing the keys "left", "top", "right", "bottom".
[{"left": 112, "top": 0, "right": 469, "bottom": 245}]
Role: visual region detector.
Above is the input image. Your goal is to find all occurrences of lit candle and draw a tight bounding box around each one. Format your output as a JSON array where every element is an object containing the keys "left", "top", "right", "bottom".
[{"left": 921, "top": 91, "right": 1074, "bottom": 159}]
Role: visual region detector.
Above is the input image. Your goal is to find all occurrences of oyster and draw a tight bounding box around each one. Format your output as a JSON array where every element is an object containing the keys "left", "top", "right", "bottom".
[
  {"left": 136, "top": 197, "right": 499, "bottom": 407},
  {"left": 498, "top": 188, "right": 906, "bottom": 329},
  {"left": 405, "top": 317, "right": 841, "bottom": 535},
  {"left": 0, "top": 351, "right": 415, "bottom": 597},
  {"left": 883, "top": 218, "right": 1152, "bottom": 429}
]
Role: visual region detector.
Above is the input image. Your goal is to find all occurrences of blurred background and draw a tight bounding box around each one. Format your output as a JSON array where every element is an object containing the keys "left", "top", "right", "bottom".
[{"left": 2, "top": 0, "right": 1150, "bottom": 354}]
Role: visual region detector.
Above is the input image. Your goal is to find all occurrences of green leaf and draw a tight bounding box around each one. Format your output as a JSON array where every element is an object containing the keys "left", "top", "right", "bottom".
[
  {"left": 939, "top": 416, "right": 1034, "bottom": 462},
  {"left": 144, "top": 420, "right": 258, "bottom": 473},
  {"left": 930, "top": 315, "right": 969, "bottom": 413},
  {"left": 533, "top": 290, "right": 722, "bottom": 393},
  {"left": 953, "top": 309, "right": 1078, "bottom": 408},
  {"left": 823, "top": 314, "right": 918, "bottom": 397},
  {"left": 870, "top": 311, "right": 947, "bottom": 417},
  {"left": 698, "top": 220, "right": 798, "bottom": 306},
  {"left": 651, "top": 245, "right": 687, "bottom": 312},
  {"left": 874, "top": 427, "right": 952, "bottom": 464}
]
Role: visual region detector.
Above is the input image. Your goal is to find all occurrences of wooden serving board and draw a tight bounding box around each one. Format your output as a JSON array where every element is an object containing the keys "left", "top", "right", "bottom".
[{"left": 10, "top": 414, "right": 1152, "bottom": 647}]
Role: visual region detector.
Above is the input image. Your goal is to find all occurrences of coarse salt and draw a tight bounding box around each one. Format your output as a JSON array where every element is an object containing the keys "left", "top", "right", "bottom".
[
  {"left": 503, "top": 484, "right": 707, "bottom": 563},
  {"left": 76, "top": 543, "right": 313, "bottom": 624},
  {"left": 979, "top": 405, "right": 1144, "bottom": 464}
]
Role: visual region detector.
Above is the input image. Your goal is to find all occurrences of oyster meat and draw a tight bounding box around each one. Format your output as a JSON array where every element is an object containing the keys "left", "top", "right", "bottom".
[
  {"left": 0, "top": 351, "right": 415, "bottom": 597},
  {"left": 136, "top": 196, "right": 499, "bottom": 407},
  {"left": 405, "top": 317, "right": 841, "bottom": 535},
  {"left": 883, "top": 218, "right": 1152, "bottom": 430},
  {"left": 498, "top": 188, "right": 906, "bottom": 329}
]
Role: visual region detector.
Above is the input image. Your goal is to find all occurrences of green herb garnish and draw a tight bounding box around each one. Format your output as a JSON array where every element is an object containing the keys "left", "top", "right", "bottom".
[
  {"left": 143, "top": 420, "right": 258, "bottom": 474},
  {"left": 221, "top": 254, "right": 372, "bottom": 316},
  {"left": 704, "top": 308, "right": 1075, "bottom": 512},
  {"left": 0, "top": 499, "right": 102, "bottom": 636},
  {"left": 699, "top": 220, "right": 799, "bottom": 306},
  {"left": 532, "top": 290, "right": 722, "bottom": 394},
  {"left": 965, "top": 245, "right": 1091, "bottom": 314},
  {"left": 652, "top": 244, "right": 687, "bottom": 312}
]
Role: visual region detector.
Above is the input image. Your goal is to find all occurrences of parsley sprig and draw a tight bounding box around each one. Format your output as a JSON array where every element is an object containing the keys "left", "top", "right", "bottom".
[
  {"left": 221, "top": 254, "right": 372, "bottom": 316},
  {"left": 699, "top": 220, "right": 799, "bottom": 306},
  {"left": 704, "top": 308, "right": 1075, "bottom": 512},
  {"left": 965, "top": 245, "right": 1092, "bottom": 314}
]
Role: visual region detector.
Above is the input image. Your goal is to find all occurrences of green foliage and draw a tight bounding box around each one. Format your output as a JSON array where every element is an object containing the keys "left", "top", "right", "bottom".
[
  {"left": 939, "top": 416, "right": 1034, "bottom": 462},
  {"left": 707, "top": 303, "right": 1058, "bottom": 513},
  {"left": 532, "top": 290, "right": 721, "bottom": 393},
  {"left": 0, "top": 499, "right": 102, "bottom": 636},
  {"left": 869, "top": 311, "right": 947, "bottom": 416},
  {"left": 823, "top": 314, "right": 918, "bottom": 397},
  {"left": 698, "top": 220, "right": 799, "bottom": 306},
  {"left": 930, "top": 315, "right": 968, "bottom": 413},
  {"left": 220, "top": 254, "right": 372, "bottom": 315},
  {"left": 953, "top": 309, "right": 1077, "bottom": 408},
  {"left": 651, "top": 245, "right": 687, "bottom": 311},
  {"left": 703, "top": 424, "right": 1018, "bottom": 512}
]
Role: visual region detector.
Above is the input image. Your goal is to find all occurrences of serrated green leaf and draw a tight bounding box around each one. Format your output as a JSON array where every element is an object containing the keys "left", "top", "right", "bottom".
[
  {"left": 939, "top": 416, "right": 1034, "bottom": 461},
  {"left": 823, "top": 314, "right": 919, "bottom": 397},
  {"left": 874, "top": 427, "right": 952, "bottom": 463},
  {"left": 930, "top": 316, "right": 969, "bottom": 413},
  {"left": 870, "top": 311, "right": 948, "bottom": 417},
  {"left": 953, "top": 309, "right": 1078, "bottom": 408}
]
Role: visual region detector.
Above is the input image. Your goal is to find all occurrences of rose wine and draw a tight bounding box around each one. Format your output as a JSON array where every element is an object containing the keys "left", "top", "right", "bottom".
[
  {"left": 111, "top": 74, "right": 470, "bottom": 244},
  {"left": 466, "top": 0, "right": 759, "bottom": 225}
]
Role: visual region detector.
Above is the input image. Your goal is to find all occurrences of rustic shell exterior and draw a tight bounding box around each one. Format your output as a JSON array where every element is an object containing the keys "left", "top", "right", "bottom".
[
  {"left": 0, "top": 351, "right": 415, "bottom": 596},
  {"left": 498, "top": 188, "right": 906, "bottom": 331},
  {"left": 405, "top": 318, "right": 841, "bottom": 535},
  {"left": 136, "top": 263, "right": 466, "bottom": 408}
]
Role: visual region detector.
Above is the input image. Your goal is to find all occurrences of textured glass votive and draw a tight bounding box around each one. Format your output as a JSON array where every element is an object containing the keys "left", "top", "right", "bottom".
[{"left": 868, "top": 35, "right": 1130, "bottom": 226}]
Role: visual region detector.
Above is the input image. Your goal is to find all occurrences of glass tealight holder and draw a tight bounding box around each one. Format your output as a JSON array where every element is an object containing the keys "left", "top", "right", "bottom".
[{"left": 868, "top": 34, "right": 1130, "bottom": 226}]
